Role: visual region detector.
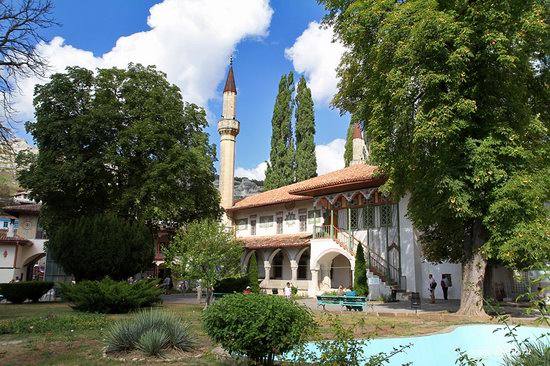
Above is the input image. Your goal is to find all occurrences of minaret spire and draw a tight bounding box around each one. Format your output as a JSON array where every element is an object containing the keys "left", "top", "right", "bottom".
[
  {"left": 218, "top": 59, "right": 240, "bottom": 216},
  {"left": 350, "top": 122, "right": 366, "bottom": 166}
]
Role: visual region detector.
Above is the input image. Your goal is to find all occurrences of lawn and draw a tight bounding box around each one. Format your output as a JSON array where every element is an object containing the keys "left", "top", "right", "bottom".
[{"left": 0, "top": 301, "right": 538, "bottom": 365}]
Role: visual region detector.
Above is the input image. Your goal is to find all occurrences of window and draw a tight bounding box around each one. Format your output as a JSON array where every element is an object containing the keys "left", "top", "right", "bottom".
[
  {"left": 259, "top": 216, "right": 273, "bottom": 228},
  {"left": 276, "top": 216, "right": 283, "bottom": 234},
  {"left": 235, "top": 219, "right": 248, "bottom": 232},
  {"left": 380, "top": 205, "right": 393, "bottom": 227},
  {"left": 272, "top": 251, "right": 283, "bottom": 279},
  {"left": 307, "top": 209, "right": 321, "bottom": 224},
  {"left": 298, "top": 250, "right": 309, "bottom": 280},
  {"left": 2, "top": 221, "right": 7, "bottom": 228},
  {"left": 350, "top": 208, "right": 358, "bottom": 230},
  {"left": 250, "top": 220, "right": 256, "bottom": 236},
  {"left": 36, "top": 223, "right": 47, "bottom": 239},
  {"left": 299, "top": 215, "right": 307, "bottom": 232},
  {"left": 362, "top": 206, "right": 375, "bottom": 228}
]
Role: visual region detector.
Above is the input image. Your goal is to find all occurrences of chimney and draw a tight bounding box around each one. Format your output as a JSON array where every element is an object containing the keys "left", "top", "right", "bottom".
[{"left": 350, "top": 122, "right": 366, "bottom": 166}]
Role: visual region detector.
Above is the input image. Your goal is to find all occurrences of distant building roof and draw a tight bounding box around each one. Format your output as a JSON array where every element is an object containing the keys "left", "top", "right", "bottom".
[
  {"left": 0, "top": 229, "right": 32, "bottom": 246},
  {"left": 228, "top": 164, "right": 381, "bottom": 211},
  {"left": 2, "top": 203, "right": 42, "bottom": 216},
  {"left": 239, "top": 233, "right": 311, "bottom": 249}
]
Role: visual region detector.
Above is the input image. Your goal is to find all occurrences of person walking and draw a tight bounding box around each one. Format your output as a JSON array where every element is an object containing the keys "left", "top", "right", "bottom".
[
  {"left": 284, "top": 282, "right": 292, "bottom": 299},
  {"left": 428, "top": 274, "right": 437, "bottom": 304},
  {"left": 441, "top": 275, "right": 449, "bottom": 300}
]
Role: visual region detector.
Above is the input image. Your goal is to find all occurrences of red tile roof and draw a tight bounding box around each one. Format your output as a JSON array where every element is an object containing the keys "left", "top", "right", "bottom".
[
  {"left": 2, "top": 203, "right": 41, "bottom": 215},
  {"left": 289, "top": 164, "right": 379, "bottom": 195},
  {"left": 229, "top": 165, "right": 380, "bottom": 211},
  {"left": 228, "top": 181, "right": 312, "bottom": 211},
  {"left": 0, "top": 229, "right": 33, "bottom": 246},
  {"left": 239, "top": 233, "right": 311, "bottom": 249}
]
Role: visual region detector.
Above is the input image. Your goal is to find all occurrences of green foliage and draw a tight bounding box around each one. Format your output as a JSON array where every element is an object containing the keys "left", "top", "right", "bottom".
[
  {"left": 213, "top": 276, "right": 249, "bottom": 294},
  {"left": 0, "top": 313, "right": 109, "bottom": 335},
  {"left": 105, "top": 309, "right": 195, "bottom": 357},
  {"left": 164, "top": 219, "right": 243, "bottom": 305},
  {"left": 265, "top": 71, "right": 296, "bottom": 190},
  {"left": 46, "top": 214, "right": 153, "bottom": 281},
  {"left": 18, "top": 64, "right": 221, "bottom": 231},
  {"left": 61, "top": 278, "right": 162, "bottom": 313},
  {"left": 502, "top": 339, "right": 550, "bottom": 366},
  {"left": 202, "top": 293, "right": 315, "bottom": 364},
  {"left": 354, "top": 244, "right": 368, "bottom": 297},
  {"left": 247, "top": 252, "right": 260, "bottom": 294},
  {"left": 320, "top": 0, "right": 550, "bottom": 312},
  {"left": 294, "top": 75, "right": 317, "bottom": 182},
  {"left": 0, "top": 281, "right": 53, "bottom": 304}
]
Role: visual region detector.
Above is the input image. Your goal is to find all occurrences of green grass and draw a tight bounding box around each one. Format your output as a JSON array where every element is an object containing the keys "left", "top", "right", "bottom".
[{"left": 0, "top": 301, "right": 538, "bottom": 365}]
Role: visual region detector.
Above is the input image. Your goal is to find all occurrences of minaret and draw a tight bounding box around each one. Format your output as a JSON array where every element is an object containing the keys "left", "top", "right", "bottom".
[
  {"left": 218, "top": 58, "right": 240, "bottom": 211},
  {"left": 350, "top": 122, "right": 366, "bottom": 166}
]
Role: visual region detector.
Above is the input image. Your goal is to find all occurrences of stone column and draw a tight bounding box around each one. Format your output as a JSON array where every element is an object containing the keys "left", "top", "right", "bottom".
[
  {"left": 262, "top": 261, "right": 271, "bottom": 289},
  {"left": 290, "top": 260, "right": 298, "bottom": 284},
  {"left": 309, "top": 268, "right": 319, "bottom": 297}
]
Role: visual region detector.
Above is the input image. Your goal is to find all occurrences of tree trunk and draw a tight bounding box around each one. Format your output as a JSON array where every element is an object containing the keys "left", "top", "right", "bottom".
[{"left": 456, "top": 220, "right": 489, "bottom": 317}]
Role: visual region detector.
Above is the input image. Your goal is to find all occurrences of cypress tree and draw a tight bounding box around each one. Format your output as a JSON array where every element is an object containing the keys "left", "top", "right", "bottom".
[
  {"left": 264, "top": 72, "right": 295, "bottom": 190},
  {"left": 343, "top": 118, "right": 354, "bottom": 167},
  {"left": 294, "top": 76, "right": 317, "bottom": 181},
  {"left": 248, "top": 252, "right": 260, "bottom": 293},
  {"left": 353, "top": 244, "right": 369, "bottom": 297}
]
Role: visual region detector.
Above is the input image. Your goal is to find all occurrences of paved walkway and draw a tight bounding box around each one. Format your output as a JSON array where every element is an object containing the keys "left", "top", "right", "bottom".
[{"left": 161, "top": 293, "right": 538, "bottom": 319}]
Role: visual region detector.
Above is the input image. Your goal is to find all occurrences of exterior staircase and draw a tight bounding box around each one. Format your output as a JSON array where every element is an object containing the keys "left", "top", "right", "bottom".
[{"left": 313, "top": 224, "right": 399, "bottom": 299}]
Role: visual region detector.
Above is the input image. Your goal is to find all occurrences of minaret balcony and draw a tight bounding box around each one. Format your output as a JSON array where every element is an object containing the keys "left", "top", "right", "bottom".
[{"left": 217, "top": 118, "right": 240, "bottom": 136}]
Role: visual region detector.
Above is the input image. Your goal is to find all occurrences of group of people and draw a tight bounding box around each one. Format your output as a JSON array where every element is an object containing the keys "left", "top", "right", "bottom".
[
  {"left": 337, "top": 285, "right": 357, "bottom": 297},
  {"left": 428, "top": 274, "right": 450, "bottom": 304},
  {"left": 243, "top": 282, "right": 294, "bottom": 299}
]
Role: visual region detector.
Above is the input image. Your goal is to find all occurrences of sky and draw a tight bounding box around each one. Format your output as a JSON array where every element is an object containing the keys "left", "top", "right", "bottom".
[{"left": 12, "top": 0, "right": 350, "bottom": 180}]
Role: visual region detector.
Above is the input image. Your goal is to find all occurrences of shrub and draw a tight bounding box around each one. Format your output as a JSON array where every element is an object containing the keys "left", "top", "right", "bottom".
[
  {"left": 247, "top": 252, "right": 260, "bottom": 293},
  {"left": 0, "top": 281, "right": 54, "bottom": 304},
  {"left": 502, "top": 339, "right": 550, "bottom": 366},
  {"left": 105, "top": 309, "right": 195, "bottom": 357},
  {"left": 354, "top": 244, "right": 369, "bottom": 297},
  {"left": 213, "top": 276, "right": 249, "bottom": 294},
  {"left": 61, "top": 277, "right": 162, "bottom": 313},
  {"left": 202, "top": 293, "right": 315, "bottom": 365},
  {"left": 46, "top": 214, "right": 154, "bottom": 281}
]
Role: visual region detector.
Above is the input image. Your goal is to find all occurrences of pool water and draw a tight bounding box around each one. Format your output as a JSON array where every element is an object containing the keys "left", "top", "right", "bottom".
[{"left": 301, "top": 324, "right": 549, "bottom": 365}]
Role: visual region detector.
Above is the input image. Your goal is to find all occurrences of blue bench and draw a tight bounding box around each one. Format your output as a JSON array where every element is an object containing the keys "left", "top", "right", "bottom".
[{"left": 316, "top": 295, "right": 367, "bottom": 311}]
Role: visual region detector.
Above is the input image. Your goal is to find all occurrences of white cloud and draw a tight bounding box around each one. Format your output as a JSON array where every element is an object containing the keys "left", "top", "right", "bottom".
[
  {"left": 235, "top": 161, "right": 268, "bottom": 181},
  {"left": 285, "top": 22, "right": 346, "bottom": 105},
  {"left": 236, "top": 138, "right": 345, "bottom": 182},
  {"left": 13, "top": 0, "right": 273, "bottom": 121},
  {"left": 315, "top": 138, "right": 345, "bottom": 175}
]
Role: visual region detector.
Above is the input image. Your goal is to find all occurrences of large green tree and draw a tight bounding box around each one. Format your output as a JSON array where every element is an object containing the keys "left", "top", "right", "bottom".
[
  {"left": 294, "top": 75, "right": 317, "bottom": 181},
  {"left": 18, "top": 64, "right": 221, "bottom": 230},
  {"left": 47, "top": 214, "right": 153, "bottom": 281},
  {"left": 321, "top": 0, "right": 549, "bottom": 316},
  {"left": 164, "top": 219, "right": 243, "bottom": 305},
  {"left": 264, "top": 72, "right": 295, "bottom": 190}
]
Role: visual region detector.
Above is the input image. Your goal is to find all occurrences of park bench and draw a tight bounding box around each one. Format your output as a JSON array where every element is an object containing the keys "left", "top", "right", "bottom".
[{"left": 316, "top": 295, "right": 367, "bottom": 311}]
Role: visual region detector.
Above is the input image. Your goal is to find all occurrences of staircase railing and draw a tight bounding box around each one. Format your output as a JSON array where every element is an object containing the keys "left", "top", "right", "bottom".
[{"left": 313, "top": 224, "right": 400, "bottom": 286}]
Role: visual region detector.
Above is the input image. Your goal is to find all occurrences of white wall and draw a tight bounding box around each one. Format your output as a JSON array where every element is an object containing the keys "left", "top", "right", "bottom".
[
  {"left": 233, "top": 201, "right": 322, "bottom": 237},
  {"left": 420, "top": 262, "right": 462, "bottom": 300}
]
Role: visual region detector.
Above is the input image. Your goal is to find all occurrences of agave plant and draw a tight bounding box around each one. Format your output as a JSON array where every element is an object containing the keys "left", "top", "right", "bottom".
[{"left": 104, "top": 309, "right": 196, "bottom": 357}]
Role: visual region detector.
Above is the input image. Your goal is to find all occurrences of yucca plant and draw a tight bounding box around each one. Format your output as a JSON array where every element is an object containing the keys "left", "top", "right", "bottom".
[
  {"left": 137, "top": 329, "right": 170, "bottom": 357},
  {"left": 104, "top": 309, "right": 196, "bottom": 357}
]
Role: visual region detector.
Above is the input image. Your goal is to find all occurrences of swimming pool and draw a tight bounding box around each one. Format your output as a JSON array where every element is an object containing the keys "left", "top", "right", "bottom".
[{"left": 300, "top": 324, "right": 549, "bottom": 365}]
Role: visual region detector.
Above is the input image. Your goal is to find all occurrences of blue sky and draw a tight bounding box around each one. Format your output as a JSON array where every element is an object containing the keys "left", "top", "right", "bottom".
[{"left": 14, "top": 0, "right": 350, "bottom": 179}]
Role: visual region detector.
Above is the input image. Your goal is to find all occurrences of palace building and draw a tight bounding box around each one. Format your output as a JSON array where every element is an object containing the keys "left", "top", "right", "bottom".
[{"left": 216, "top": 62, "right": 540, "bottom": 301}]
